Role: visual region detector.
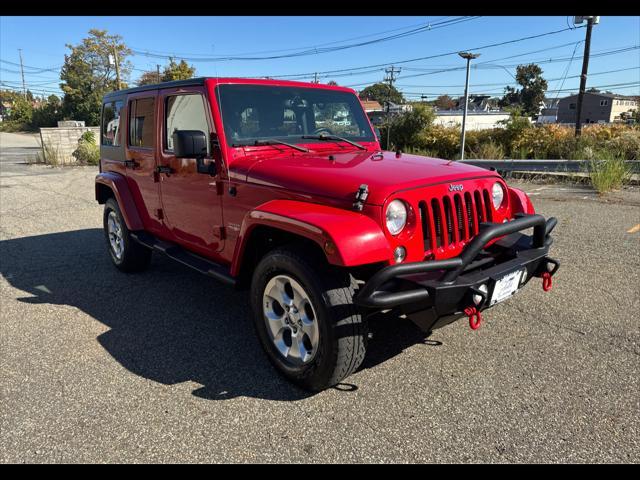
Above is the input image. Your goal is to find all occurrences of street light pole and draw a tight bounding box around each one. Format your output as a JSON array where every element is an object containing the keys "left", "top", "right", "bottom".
[{"left": 458, "top": 51, "right": 480, "bottom": 161}]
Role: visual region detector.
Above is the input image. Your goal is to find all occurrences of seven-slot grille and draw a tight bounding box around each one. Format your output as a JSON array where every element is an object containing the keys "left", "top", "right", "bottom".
[{"left": 418, "top": 189, "right": 493, "bottom": 253}]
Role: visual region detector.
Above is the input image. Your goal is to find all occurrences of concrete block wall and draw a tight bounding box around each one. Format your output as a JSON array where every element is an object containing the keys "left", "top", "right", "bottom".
[{"left": 39, "top": 127, "right": 100, "bottom": 165}]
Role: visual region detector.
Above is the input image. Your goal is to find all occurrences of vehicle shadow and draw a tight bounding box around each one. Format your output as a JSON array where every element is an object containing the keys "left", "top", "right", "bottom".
[{"left": 0, "top": 229, "right": 436, "bottom": 401}]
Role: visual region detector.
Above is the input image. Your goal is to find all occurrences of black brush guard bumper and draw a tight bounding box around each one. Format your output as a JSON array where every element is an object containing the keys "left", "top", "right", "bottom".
[{"left": 354, "top": 214, "right": 559, "bottom": 332}]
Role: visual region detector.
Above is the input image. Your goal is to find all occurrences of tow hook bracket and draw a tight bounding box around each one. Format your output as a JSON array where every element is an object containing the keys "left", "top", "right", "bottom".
[
  {"left": 540, "top": 257, "right": 559, "bottom": 292},
  {"left": 464, "top": 306, "right": 482, "bottom": 330}
]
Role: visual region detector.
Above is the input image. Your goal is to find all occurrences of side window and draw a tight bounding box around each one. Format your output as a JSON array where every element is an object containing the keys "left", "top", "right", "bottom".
[
  {"left": 101, "top": 100, "right": 123, "bottom": 146},
  {"left": 165, "top": 94, "right": 210, "bottom": 152},
  {"left": 128, "top": 97, "right": 155, "bottom": 148},
  {"left": 600, "top": 100, "right": 608, "bottom": 107}
]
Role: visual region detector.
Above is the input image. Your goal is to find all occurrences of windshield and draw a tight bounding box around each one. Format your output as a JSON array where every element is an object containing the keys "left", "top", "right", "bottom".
[{"left": 216, "top": 84, "right": 376, "bottom": 146}]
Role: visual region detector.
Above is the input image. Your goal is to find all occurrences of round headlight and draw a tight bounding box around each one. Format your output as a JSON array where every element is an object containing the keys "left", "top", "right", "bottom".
[
  {"left": 492, "top": 182, "right": 505, "bottom": 210},
  {"left": 386, "top": 200, "right": 407, "bottom": 235}
]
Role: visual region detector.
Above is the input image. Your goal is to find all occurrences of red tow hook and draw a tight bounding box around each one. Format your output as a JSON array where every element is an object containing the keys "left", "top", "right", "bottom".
[
  {"left": 464, "top": 306, "right": 482, "bottom": 330},
  {"left": 542, "top": 272, "right": 553, "bottom": 292}
]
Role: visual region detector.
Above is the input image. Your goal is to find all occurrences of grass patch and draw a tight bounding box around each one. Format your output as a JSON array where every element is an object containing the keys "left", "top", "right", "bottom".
[
  {"left": 35, "top": 141, "right": 61, "bottom": 166},
  {"left": 588, "top": 150, "right": 632, "bottom": 193}
]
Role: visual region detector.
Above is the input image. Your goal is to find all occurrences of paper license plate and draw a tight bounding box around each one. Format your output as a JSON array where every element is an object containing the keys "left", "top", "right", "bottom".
[{"left": 490, "top": 269, "right": 524, "bottom": 306}]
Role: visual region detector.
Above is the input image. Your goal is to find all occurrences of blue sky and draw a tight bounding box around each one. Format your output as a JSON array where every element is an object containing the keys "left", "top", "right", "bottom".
[{"left": 1, "top": 16, "right": 638, "bottom": 100}]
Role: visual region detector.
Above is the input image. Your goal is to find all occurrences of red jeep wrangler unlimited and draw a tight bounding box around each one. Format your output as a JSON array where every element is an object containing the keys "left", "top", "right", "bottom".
[{"left": 96, "top": 77, "right": 559, "bottom": 391}]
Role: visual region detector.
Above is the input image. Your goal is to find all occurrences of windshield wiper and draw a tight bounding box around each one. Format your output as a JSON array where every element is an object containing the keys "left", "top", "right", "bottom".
[
  {"left": 301, "top": 134, "right": 366, "bottom": 150},
  {"left": 232, "top": 139, "right": 309, "bottom": 153}
]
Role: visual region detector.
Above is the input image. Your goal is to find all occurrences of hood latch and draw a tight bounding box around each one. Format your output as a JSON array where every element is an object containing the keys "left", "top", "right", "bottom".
[{"left": 353, "top": 184, "right": 369, "bottom": 212}]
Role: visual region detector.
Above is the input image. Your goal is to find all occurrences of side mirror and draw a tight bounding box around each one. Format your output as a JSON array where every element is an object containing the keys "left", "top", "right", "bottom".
[
  {"left": 172, "top": 130, "right": 215, "bottom": 175},
  {"left": 173, "top": 130, "right": 207, "bottom": 158}
]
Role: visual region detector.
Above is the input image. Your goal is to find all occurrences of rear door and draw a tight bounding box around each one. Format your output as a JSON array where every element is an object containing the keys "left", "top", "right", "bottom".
[
  {"left": 157, "top": 86, "right": 224, "bottom": 255},
  {"left": 124, "top": 91, "right": 163, "bottom": 233}
]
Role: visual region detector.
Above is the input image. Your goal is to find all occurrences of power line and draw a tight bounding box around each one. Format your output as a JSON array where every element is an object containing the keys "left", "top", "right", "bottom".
[
  {"left": 130, "top": 16, "right": 481, "bottom": 62},
  {"left": 129, "top": 16, "right": 458, "bottom": 58},
  {"left": 392, "top": 44, "right": 639, "bottom": 82},
  {"left": 400, "top": 81, "right": 640, "bottom": 98},
  {"left": 392, "top": 67, "right": 640, "bottom": 90},
  {"left": 259, "top": 25, "right": 585, "bottom": 80},
  {"left": 552, "top": 41, "right": 583, "bottom": 102}
]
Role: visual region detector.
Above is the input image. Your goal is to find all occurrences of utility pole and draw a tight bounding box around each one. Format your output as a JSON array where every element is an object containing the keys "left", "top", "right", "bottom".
[
  {"left": 575, "top": 16, "right": 597, "bottom": 137},
  {"left": 384, "top": 65, "right": 401, "bottom": 149},
  {"left": 458, "top": 51, "right": 480, "bottom": 161},
  {"left": 18, "top": 49, "right": 26, "bottom": 98},
  {"left": 157, "top": 64, "right": 161, "bottom": 84},
  {"left": 112, "top": 43, "right": 121, "bottom": 91},
  {"left": 313, "top": 72, "right": 319, "bottom": 83}
]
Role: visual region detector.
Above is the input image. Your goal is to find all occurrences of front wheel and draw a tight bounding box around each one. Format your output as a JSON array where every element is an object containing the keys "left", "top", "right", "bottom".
[
  {"left": 103, "top": 198, "right": 152, "bottom": 272},
  {"left": 250, "top": 246, "right": 367, "bottom": 391}
]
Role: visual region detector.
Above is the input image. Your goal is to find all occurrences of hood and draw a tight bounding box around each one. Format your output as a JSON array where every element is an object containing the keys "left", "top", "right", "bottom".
[{"left": 231, "top": 149, "right": 501, "bottom": 206}]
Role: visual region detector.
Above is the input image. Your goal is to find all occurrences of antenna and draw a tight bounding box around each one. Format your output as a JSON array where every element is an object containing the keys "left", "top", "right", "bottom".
[{"left": 213, "top": 45, "right": 226, "bottom": 152}]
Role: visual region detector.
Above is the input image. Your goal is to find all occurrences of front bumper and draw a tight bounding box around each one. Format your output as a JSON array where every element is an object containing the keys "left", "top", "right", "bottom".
[{"left": 354, "top": 214, "right": 559, "bottom": 332}]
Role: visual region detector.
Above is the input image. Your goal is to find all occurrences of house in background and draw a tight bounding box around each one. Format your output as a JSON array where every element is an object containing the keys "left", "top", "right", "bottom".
[
  {"left": 453, "top": 94, "right": 499, "bottom": 112},
  {"left": 360, "top": 100, "right": 385, "bottom": 126},
  {"left": 537, "top": 98, "right": 561, "bottom": 124},
  {"left": 556, "top": 92, "right": 638, "bottom": 124},
  {"left": 434, "top": 93, "right": 508, "bottom": 130},
  {"left": 434, "top": 111, "right": 512, "bottom": 130},
  {"left": 360, "top": 100, "right": 413, "bottom": 126}
]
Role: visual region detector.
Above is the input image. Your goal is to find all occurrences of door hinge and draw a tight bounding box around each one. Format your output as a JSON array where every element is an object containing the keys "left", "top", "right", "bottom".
[{"left": 156, "top": 208, "right": 164, "bottom": 220}]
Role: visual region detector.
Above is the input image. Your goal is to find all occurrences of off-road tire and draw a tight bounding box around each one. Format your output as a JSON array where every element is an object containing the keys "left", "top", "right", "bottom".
[
  {"left": 250, "top": 246, "right": 367, "bottom": 391},
  {"left": 103, "top": 198, "right": 152, "bottom": 272}
]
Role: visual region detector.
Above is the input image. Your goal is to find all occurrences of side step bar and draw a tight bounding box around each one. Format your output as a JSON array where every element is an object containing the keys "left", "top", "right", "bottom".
[{"left": 131, "top": 232, "right": 236, "bottom": 287}]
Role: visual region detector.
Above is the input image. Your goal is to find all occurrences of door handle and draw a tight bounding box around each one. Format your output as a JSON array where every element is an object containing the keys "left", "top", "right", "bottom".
[{"left": 156, "top": 165, "right": 174, "bottom": 176}]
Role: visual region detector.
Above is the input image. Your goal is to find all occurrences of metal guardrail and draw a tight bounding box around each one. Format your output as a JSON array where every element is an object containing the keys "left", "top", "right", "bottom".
[
  {"left": 460, "top": 159, "right": 640, "bottom": 173},
  {"left": 460, "top": 159, "right": 640, "bottom": 174}
]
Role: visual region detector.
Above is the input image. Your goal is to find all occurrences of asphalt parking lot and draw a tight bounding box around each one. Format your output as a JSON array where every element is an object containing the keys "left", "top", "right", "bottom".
[{"left": 1, "top": 133, "right": 639, "bottom": 463}]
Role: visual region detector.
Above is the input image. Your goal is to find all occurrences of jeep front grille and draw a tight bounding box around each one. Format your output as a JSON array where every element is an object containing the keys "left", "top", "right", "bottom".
[{"left": 419, "top": 188, "right": 493, "bottom": 254}]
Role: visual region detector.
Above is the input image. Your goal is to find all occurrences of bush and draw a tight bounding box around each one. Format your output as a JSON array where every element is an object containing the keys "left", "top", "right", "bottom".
[
  {"left": 31, "top": 103, "right": 63, "bottom": 128},
  {"left": 468, "top": 139, "right": 505, "bottom": 160},
  {"left": 605, "top": 130, "right": 640, "bottom": 160},
  {"left": 385, "top": 104, "right": 435, "bottom": 150},
  {"left": 416, "top": 125, "right": 460, "bottom": 160},
  {"left": 0, "top": 120, "right": 33, "bottom": 133},
  {"left": 71, "top": 130, "right": 99, "bottom": 165}
]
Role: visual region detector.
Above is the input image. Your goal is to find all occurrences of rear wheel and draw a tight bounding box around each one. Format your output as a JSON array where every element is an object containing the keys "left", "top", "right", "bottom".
[
  {"left": 103, "top": 198, "right": 152, "bottom": 272},
  {"left": 250, "top": 246, "right": 367, "bottom": 391}
]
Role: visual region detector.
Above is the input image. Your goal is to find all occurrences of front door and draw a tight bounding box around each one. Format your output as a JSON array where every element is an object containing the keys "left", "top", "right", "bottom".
[{"left": 157, "top": 87, "right": 224, "bottom": 256}]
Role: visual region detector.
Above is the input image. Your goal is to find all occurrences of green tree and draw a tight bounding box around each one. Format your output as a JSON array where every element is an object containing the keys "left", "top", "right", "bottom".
[
  {"left": 384, "top": 103, "right": 435, "bottom": 149},
  {"left": 499, "top": 64, "right": 548, "bottom": 116},
  {"left": 359, "top": 82, "right": 405, "bottom": 105},
  {"left": 137, "top": 70, "right": 161, "bottom": 86},
  {"left": 60, "top": 29, "right": 132, "bottom": 126},
  {"left": 326, "top": 80, "right": 338, "bottom": 86},
  {"left": 161, "top": 58, "right": 196, "bottom": 82},
  {"left": 434, "top": 94, "right": 456, "bottom": 110},
  {"left": 31, "top": 94, "right": 63, "bottom": 128},
  {"left": 10, "top": 95, "right": 33, "bottom": 124}
]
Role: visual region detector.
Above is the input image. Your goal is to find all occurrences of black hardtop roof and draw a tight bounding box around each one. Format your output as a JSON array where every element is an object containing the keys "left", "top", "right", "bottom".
[{"left": 103, "top": 77, "right": 206, "bottom": 101}]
